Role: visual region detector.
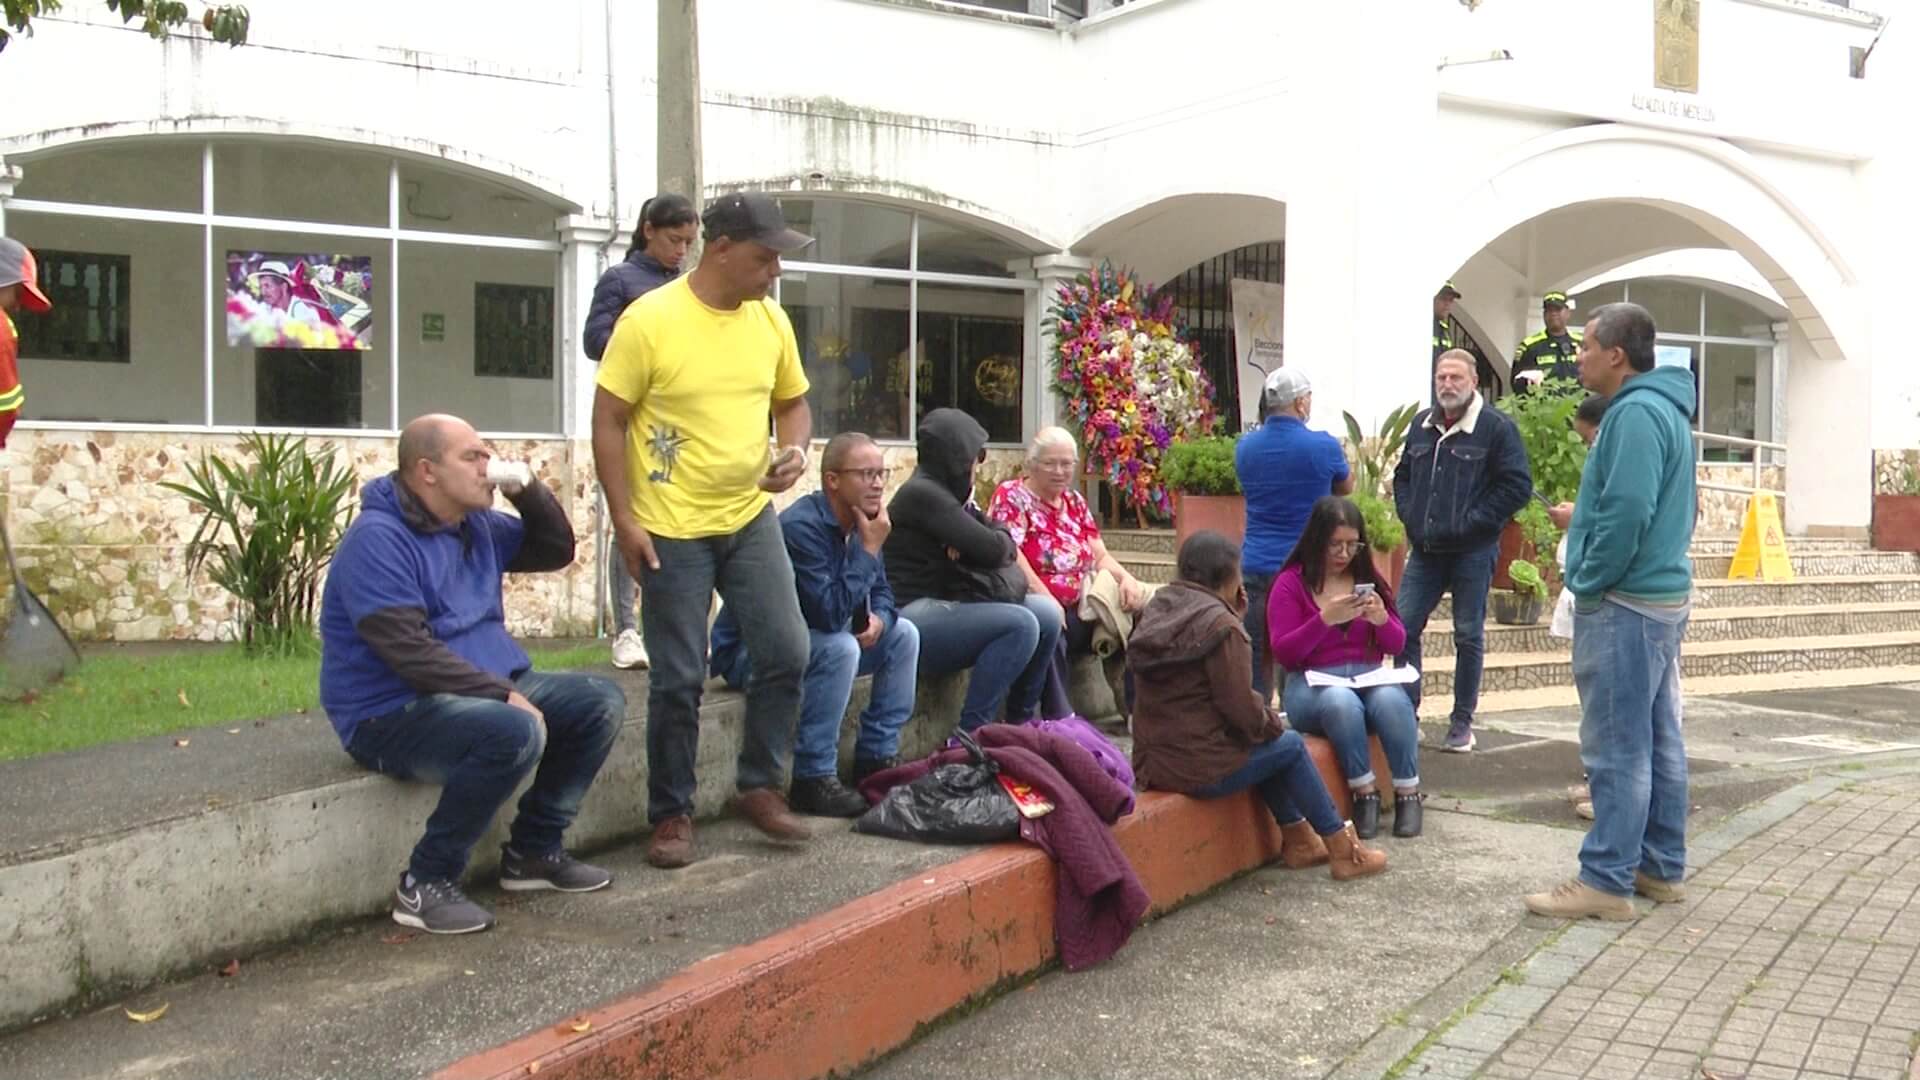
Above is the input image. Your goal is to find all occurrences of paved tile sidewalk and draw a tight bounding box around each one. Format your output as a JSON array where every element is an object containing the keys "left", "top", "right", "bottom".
[
  {"left": 1482, "top": 772, "right": 1920, "bottom": 1076},
  {"left": 1397, "top": 773, "right": 1920, "bottom": 1079}
]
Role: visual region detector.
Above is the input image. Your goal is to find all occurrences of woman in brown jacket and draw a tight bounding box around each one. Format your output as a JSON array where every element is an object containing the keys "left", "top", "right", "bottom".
[{"left": 1128, "top": 531, "right": 1386, "bottom": 881}]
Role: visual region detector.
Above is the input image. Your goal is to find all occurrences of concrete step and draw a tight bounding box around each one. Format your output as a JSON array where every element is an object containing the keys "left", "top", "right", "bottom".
[
  {"left": 1100, "top": 528, "right": 1176, "bottom": 556},
  {"left": 1431, "top": 575, "right": 1920, "bottom": 622},
  {"left": 1423, "top": 601, "right": 1920, "bottom": 656},
  {"left": 1451, "top": 663, "right": 1920, "bottom": 720},
  {"left": 1122, "top": 552, "right": 1919, "bottom": 590},
  {"left": 1418, "top": 630, "right": 1920, "bottom": 700},
  {"left": 0, "top": 658, "right": 1122, "bottom": 1031},
  {"left": 1108, "top": 529, "right": 1875, "bottom": 561}
]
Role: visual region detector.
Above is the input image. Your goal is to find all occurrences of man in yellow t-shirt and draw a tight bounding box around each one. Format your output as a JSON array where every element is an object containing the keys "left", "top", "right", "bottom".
[{"left": 592, "top": 191, "right": 817, "bottom": 868}]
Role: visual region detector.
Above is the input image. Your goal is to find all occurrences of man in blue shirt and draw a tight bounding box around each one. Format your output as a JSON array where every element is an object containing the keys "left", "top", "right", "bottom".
[
  {"left": 711, "top": 432, "right": 920, "bottom": 817},
  {"left": 321, "top": 414, "right": 625, "bottom": 935},
  {"left": 1235, "top": 368, "right": 1353, "bottom": 699}
]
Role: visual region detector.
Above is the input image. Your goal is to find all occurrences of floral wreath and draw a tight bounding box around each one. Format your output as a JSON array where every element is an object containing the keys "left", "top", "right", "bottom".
[{"left": 1049, "top": 261, "right": 1216, "bottom": 517}]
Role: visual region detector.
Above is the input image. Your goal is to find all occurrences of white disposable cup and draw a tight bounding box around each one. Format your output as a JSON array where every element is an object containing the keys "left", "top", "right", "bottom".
[{"left": 486, "top": 459, "right": 532, "bottom": 487}]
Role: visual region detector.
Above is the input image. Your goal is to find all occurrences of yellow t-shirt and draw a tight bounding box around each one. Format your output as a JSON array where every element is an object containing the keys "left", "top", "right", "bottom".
[{"left": 596, "top": 277, "right": 809, "bottom": 539}]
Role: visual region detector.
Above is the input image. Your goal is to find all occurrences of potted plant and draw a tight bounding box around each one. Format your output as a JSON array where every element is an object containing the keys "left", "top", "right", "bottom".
[
  {"left": 1159, "top": 434, "right": 1243, "bottom": 549},
  {"left": 1494, "top": 381, "right": 1588, "bottom": 589},
  {"left": 1490, "top": 558, "right": 1548, "bottom": 625},
  {"left": 1873, "top": 453, "right": 1920, "bottom": 552},
  {"left": 1353, "top": 490, "right": 1409, "bottom": 593},
  {"left": 1344, "top": 404, "right": 1419, "bottom": 592}
]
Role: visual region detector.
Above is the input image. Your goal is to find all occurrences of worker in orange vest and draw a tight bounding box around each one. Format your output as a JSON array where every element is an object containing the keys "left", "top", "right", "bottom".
[{"left": 0, "top": 237, "right": 47, "bottom": 448}]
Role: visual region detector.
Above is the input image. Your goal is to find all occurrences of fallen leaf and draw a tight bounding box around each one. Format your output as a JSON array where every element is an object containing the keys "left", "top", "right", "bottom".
[
  {"left": 554, "top": 1018, "right": 591, "bottom": 1035},
  {"left": 217, "top": 959, "right": 240, "bottom": 978},
  {"left": 226, "top": 728, "right": 241, "bottom": 735},
  {"left": 253, "top": 719, "right": 267, "bottom": 728},
  {"left": 123, "top": 1002, "right": 169, "bottom": 1023},
  {"left": 526, "top": 1063, "right": 541, "bottom": 1076},
  {"left": 173, "top": 738, "right": 190, "bottom": 748},
  {"left": 1264, "top": 916, "right": 1277, "bottom": 925},
  {"left": 178, "top": 690, "right": 191, "bottom": 708},
  {"left": 379, "top": 932, "right": 417, "bottom": 945},
  {"left": 464, "top": 969, "right": 477, "bottom": 977},
  {"left": 294, "top": 707, "right": 308, "bottom": 715}
]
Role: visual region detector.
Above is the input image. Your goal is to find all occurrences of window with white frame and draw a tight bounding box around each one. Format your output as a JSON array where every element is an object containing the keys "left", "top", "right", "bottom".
[
  {"left": 772, "top": 198, "right": 1035, "bottom": 444},
  {"left": 4, "top": 139, "right": 565, "bottom": 433},
  {"left": 1571, "top": 278, "right": 1782, "bottom": 463}
]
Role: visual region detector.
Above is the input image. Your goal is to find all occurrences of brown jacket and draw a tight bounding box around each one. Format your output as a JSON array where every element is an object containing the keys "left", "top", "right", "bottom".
[{"left": 1126, "top": 580, "right": 1285, "bottom": 792}]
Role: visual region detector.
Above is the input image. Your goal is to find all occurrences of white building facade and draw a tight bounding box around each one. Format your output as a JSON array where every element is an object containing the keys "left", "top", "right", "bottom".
[{"left": 0, "top": 0, "right": 1904, "bottom": 640}]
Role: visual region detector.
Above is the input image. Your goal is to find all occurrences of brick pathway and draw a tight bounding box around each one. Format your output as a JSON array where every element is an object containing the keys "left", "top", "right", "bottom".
[{"left": 1391, "top": 773, "right": 1920, "bottom": 1079}]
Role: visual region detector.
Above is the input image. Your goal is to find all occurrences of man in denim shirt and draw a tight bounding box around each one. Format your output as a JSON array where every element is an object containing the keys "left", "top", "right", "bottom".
[
  {"left": 711, "top": 432, "right": 920, "bottom": 817},
  {"left": 1393, "top": 351, "right": 1532, "bottom": 752}
]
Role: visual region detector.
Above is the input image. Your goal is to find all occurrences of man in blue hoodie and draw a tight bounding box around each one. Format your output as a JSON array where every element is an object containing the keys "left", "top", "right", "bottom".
[
  {"left": 1524, "top": 303, "right": 1696, "bottom": 922},
  {"left": 321, "top": 414, "right": 625, "bottom": 935}
]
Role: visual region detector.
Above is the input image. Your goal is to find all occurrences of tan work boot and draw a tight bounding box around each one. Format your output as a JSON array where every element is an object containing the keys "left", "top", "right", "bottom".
[
  {"left": 1324, "top": 822, "right": 1388, "bottom": 881},
  {"left": 1524, "top": 877, "right": 1635, "bottom": 921},
  {"left": 1633, "top": 869, "right": 1686, "bottom": 904},
  {"left": 646, "top": 815, "right": 694, "bottom": 869},
  {"left": 1279, "top": 820, "right": 1329, "bottom": 869},
  {"left": 736, "top": 787, "right": 813, "bottom": 842}
]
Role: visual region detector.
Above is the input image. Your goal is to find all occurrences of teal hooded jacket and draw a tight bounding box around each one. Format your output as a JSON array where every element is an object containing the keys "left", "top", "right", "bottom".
[{"left": 1563, "top": 365, "right": 1698, "bottom": 606}]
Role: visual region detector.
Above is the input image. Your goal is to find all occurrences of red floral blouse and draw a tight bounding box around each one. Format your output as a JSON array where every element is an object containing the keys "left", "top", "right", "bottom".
[{"left": 989, "top": 479, "right": 1102, "bottom": 608}]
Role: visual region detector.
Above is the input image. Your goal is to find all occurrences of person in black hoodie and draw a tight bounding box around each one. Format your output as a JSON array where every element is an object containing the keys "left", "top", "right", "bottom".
[
  {"left": 885, "top": 408, "right": 1064, "bottom": 731},
  {"left": 582, "top": 194, "right": 699, "bottom": 673}
]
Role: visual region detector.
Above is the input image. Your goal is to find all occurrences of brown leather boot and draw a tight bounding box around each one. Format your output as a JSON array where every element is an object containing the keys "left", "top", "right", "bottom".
[
  {"left": 1324, "top": 821, "right": 1388, "bottom": 882},
  {"left": 1279, "top": 820, "right": 1329, "bottom": 869},
  {"left": 646, "top": 815, "right": 694, "bottom": 869},
  {"left": 736, "top": 788, "right": 812, "bottom": 842}
]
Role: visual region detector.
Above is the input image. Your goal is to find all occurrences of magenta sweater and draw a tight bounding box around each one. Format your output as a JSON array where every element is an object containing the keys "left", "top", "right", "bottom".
[{"left": 1265, "top": 565, "right": 1407, "bottom": 672}]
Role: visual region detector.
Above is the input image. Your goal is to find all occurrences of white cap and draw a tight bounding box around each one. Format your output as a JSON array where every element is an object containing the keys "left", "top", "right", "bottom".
[{"left": 1263, "top": 367, "right": 1312, "bottom": 408}]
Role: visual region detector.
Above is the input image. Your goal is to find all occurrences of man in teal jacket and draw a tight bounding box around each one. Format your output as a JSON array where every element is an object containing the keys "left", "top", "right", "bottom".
[{"left": 1526, "top": 302, "right": 1696, "bottom": 922}]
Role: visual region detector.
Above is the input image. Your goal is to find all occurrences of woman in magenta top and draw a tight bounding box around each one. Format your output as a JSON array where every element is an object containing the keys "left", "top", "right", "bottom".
[{"left": 1267, "top": 496, "right": 1423, "bottom": 840}]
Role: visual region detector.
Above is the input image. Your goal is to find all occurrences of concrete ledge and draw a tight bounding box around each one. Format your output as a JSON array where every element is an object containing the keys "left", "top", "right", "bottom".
[
  {"left": 0, "top": 659, "right": 1119, "bottom": 1031},
  {"left": 439, "top": 788, "right": 1288, "bottom": 1080}
]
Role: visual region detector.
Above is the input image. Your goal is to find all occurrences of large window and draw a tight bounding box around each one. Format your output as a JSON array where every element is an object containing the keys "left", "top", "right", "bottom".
[
  {"left": 772, "top": 198, "right": 1035, "bottom": 444},
  {"left": 4, "top": 139, "right": 564, "bottom": 433},
  {"left": 1571, "top": 278, "right": 1780, "bottom": 462}
]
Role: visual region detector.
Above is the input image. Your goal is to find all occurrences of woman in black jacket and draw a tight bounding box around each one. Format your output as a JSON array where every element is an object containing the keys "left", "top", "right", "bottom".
[
  {"left": 582, "top": 193, "right": 698, "bottom": 672},
  {"left": 885, "top": 409, "right": 1064, "bottom": 732}
]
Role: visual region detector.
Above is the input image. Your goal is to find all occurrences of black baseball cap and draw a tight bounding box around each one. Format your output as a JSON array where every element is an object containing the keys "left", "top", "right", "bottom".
[{"left": 702, "top": 192, "right": 814, "bottom": 253}]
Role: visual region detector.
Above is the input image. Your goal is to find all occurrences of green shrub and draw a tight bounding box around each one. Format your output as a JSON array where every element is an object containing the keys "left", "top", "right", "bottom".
[
  {"left": 1159, "top": 435, "right": 1241, "bottom": 496},
  {"left": 1342, "top": 403, "right": 1420, "bottom": 501},
  {"left": 161, "top": 433, "right": 357, "bottom": 656},
  {"left": 1506, "top": 558, "right": 1548, "bottom": 601},
  {"left": 1352, "top": 490, "right": 1406, "bottom": 553}
]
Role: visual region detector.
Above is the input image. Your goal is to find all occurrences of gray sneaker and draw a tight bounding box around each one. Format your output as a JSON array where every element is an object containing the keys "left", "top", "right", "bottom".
[
  {"left": 499, "top": 846, "right": 613, "bottom": 893},
  {"left": 392, "top": 873, "right": 494, "bottom": 934},
  {"left": 1442, "top": 718, "right": 1476, "bottom": 753}
]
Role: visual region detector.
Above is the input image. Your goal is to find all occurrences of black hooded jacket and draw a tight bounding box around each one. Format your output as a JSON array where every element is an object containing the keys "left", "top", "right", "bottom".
[{"left": 883, "top": 408, "right": 1018, "bottom": 606}]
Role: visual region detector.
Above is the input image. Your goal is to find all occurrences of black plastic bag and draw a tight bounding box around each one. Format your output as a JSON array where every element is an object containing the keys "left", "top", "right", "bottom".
[{"left": 854, "top": 730, "right": 1020, "bottom": 844}]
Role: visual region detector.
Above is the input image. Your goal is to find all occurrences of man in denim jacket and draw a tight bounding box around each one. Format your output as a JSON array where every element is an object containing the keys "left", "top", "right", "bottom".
[{"left": 1392, "top": 351, "right": 1533, "bottom": 752}]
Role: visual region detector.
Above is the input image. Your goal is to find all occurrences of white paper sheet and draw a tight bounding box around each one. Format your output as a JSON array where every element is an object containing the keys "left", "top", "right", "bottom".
[{"left": 1304, "top": 666, "right": 1420, "bottom": 689}]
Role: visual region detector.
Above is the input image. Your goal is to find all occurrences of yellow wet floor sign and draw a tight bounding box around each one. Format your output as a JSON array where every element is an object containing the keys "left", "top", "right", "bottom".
[{"left": 1727, "top": 492, "right": 1795, "bottom": 581}]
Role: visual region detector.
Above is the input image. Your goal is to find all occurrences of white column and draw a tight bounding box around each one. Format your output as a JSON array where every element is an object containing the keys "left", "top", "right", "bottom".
[
  {"left": 1769, "top": 320, "right": 1789, "bottom": 467},
  {"left": 1016, "top": 253, "right": 1093, "bottom": 444},
  {"left": 1783, "top": 321, "right": 1869, "bottom": 536},
  {"left": 0, "top": 160, "right": 19, "bottom": 234},
  {"left": 560, "top": 214, "right": 621, "bottom": 439}
]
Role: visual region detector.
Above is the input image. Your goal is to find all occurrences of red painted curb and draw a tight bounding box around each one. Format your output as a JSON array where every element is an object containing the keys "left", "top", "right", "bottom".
[{"left": 439, "top": 789, "right": 1291, "bottom": 1080}]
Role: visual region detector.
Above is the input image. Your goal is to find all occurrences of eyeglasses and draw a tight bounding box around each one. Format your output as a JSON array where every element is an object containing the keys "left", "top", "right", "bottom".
[
  {"left": 833, "top": 467, "right": 892, "bottom": 484},
  {"left": 1033, "top": 458, "right": 1078, "bottom": 472},
  {"left": 1327, "top": 540, "right": 1364, "bottom": 555}
]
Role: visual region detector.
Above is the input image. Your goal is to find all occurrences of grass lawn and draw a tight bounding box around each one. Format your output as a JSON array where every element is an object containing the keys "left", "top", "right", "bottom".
[{"left": 0, "top": 641, "right": 611, "bottom": 762}]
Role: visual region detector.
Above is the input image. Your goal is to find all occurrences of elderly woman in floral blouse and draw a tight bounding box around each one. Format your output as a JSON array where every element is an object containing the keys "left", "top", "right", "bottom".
[{"left": 989, "top": 426, "right": 1148, "bottom": 718}]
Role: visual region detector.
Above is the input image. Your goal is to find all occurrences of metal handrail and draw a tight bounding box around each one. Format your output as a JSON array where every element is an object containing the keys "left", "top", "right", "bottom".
[{"left": 1692, "top": 429, "right": 1785, "bottom": 499}]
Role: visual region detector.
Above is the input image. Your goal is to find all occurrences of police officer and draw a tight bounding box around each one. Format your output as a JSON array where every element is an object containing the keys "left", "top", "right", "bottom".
[
  {"left": 1511, "top": 290, "right": 1582, "bottom": 393},
  {"left": 1432, "top": 281, "right": 1501, "bottom": 399}
]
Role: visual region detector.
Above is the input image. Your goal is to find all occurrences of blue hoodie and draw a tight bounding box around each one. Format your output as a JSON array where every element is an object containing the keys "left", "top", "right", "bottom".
[
  {"left": 1563, "top": 365, "right": 1697, "bottom": 605},
  {"left": 319, "top": 474, "right": 574, "bottom": 745}
]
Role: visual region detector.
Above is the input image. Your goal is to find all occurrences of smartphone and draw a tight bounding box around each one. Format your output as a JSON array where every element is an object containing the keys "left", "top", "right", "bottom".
[
  {"left": 1353, "top": 583, "right": 1377, "bottom": 600},
  {"left": 1531, "top": 489, "right": 1554, "bottom": 509},
  {"left": 850, "top": 599, "right": 870, "bottom": 633}
]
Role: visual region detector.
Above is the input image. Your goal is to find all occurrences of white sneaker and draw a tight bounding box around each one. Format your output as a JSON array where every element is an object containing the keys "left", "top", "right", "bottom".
[{"left": 611, "top": 628, "right": 649, "bottom": 670}]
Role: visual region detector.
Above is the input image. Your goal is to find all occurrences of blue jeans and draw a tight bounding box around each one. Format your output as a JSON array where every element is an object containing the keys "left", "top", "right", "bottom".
[
  {"left": 900, "top": 593, "right": 1062, "bottom": 731},
  {"left": 639, "top": 504, "right": 809, "bottom": 823},
  {"left": 1282, "top": 660, "right": 1420, "bottom": 790},
  {"left": 1573, "top": 601, "right": 1689, "bottom": 896},
  {"left": 345, "top": 671, "right": 625, "bottom": 883},
  {"left": 718, "top": 618, "right": 921, "bottom": 779},
  {"left": 1243, "top": 570, "right": 1277, "bottom": 702},
  {"left": 1192, "top": 730, "right": 1345, "bottom": 835},
  {"left": 1395, "top": 542, "right": 1497, "bottom": 724}
]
